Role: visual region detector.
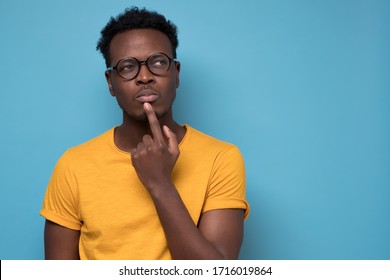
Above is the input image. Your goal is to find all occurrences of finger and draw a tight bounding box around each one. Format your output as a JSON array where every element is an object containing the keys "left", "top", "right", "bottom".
[
  {"left": 139, "top": 142, "right": 151, "bottom": 157},
  {"left": 130, "top": 148, "right": 138, "bottom": 160},
  {"left": 143, "top": 134, "right": 153, "bottom": 146},
  {"left": 136, "top": 142, "right": 143, "bottom": 151},
  {"left": 163, "top": 125, "right": 179, "bottom": 156},
  {"left": 143, "top": 102, "right": 165, "bottom": 144}
]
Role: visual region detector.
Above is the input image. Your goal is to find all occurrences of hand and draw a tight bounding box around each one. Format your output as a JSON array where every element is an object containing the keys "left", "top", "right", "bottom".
[{"left": 131, "top": 102, "right": 180, "bottom": 192}]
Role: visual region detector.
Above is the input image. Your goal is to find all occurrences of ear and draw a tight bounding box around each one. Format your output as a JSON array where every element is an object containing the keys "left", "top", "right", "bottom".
[
  {"left": 174, "top": 61, "right": 181, "bottom": 88},
  {"left": 105, "top": 70, "right": 115, "bottom": 96}
]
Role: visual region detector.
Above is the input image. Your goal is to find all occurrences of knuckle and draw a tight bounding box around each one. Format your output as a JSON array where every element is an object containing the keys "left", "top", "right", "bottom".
[
  {"left": 143, "top": 134, "right": 152, "bottom": 142},
  {"left": 156, "top": 142, "right": 165, "bottom": 151},
  {"left": 131, "top": 153, "right": 138, "bottom": 159}
]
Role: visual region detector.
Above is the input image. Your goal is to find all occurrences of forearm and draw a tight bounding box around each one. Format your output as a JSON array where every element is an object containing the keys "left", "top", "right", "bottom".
[{"left": 149, "top": 183, "right": 225, "bottom": 260}]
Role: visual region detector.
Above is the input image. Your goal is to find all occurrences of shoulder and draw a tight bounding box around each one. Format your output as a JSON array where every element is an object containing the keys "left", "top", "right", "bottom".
[
  {"left": 181, "top": 125, "right": 244, "bottom": 164},
  {"left": 59, "top": 127, "right": 116, "bottom": 165},
  {"left": 183, "top": 125, "right": 236, "bottom": 151}
]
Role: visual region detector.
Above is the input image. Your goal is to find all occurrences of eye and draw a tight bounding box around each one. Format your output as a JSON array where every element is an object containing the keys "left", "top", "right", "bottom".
[
  {"left": 118, "top": 59, "right": 137, "bottom": 73},
  {"left": 154, "top": 59, "right": 167, "bottom": 66},
  {"left": 149, "top": 55, "right": 169, "bottom": 68}
]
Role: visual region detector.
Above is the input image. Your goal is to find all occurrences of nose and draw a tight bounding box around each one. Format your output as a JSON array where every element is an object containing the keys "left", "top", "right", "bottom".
[{"left": 135, "top": 62, "right": 155, "bottom": 85}]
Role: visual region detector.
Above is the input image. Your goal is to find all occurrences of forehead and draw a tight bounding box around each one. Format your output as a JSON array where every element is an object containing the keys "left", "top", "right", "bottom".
[{"left": 109, "top": 29, "right": 173, "bottom": 62}]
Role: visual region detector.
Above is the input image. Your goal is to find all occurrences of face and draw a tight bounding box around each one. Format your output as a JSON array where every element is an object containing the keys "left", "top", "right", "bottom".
[{"left": 105, "top": 29, "right": 180, "bottom": 122}]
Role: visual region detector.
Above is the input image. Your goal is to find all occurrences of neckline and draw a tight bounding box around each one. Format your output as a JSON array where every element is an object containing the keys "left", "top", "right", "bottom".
[{"left": 109, "top": 124, "right": 190, "bottom": 155}]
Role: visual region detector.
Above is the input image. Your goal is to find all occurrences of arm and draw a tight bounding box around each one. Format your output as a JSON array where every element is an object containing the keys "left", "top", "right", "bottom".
[
  {"left": 131, "top": 103, "right": 245, "bottom": 259},
  {"left": 198, "top": 209, "right": 244, "bottom": 259},
  {"left": 152, "top": 187, "right": 244, "bottom": 259},
  {"left": 44, "top": 220, "right": 80, "bottom": 260}
]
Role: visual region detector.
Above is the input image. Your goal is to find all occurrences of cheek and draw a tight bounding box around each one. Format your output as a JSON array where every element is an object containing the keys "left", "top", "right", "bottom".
[
  {"left": 164, "top": 82, "right": 178, "bottom": 103},
  {"left": 110, "top": 83, "right": 136, "bottom": 106},
  {"left": 168, "top": 72, "right": 180, "bottom": 92},
  {"left": 111, "top": 81, "right": 134, "bottom": 97}
]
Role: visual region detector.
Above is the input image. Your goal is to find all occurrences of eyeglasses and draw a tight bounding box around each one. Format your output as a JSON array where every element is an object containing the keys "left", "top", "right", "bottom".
[{"left": 107, "top": 52, "right": 176, "bottom": 81}]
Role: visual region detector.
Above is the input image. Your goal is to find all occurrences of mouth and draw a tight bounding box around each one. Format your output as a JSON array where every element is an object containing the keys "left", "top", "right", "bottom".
[{"left": 135, "top": 89, "right": 159, "bottom": 103}]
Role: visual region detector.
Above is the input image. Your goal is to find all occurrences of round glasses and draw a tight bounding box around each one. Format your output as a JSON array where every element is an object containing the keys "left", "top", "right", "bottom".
[{"left": 107, "top": 52, "right": 176, "bottom": 80}]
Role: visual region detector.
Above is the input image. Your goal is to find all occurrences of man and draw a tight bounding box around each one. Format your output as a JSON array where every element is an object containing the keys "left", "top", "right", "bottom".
[{"left": 40, "top": 7, "right": 249, "bottom": 260}]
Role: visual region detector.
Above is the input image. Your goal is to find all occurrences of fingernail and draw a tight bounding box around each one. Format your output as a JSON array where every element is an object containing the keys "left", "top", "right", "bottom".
[{"left": 143, "top": 102, "right": 152, "bottom": 110}]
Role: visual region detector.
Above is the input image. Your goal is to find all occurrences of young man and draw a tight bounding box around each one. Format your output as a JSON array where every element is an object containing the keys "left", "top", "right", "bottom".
[{"left": 40, "top": 7, "right": 249, "bottom": 260}]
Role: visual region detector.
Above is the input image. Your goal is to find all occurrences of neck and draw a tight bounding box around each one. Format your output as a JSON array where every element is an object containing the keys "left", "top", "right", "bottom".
[{"left": 113, "top": 109, "right": 185, "bottom": 153}]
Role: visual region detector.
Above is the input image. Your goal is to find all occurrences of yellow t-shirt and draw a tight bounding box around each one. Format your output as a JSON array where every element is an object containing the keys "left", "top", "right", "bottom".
[{"left": 40, "top": 125, "right": 249, "bottom": 259}]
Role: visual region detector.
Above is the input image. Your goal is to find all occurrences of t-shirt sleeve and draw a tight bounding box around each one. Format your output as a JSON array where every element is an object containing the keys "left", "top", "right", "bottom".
[
  {"left": 203, "top": 146, "right": 250, "bottom": 220},
  {"left": 40, "top": 151, "right": 82, "bottom": 230}
]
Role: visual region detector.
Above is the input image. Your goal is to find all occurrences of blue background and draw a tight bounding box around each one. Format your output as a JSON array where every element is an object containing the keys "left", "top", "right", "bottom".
[{"left": 0, "top": 0, "right": 389, "bottom": 260}]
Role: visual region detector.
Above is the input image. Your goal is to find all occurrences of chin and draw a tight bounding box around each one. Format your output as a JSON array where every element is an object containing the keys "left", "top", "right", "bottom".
[{"left": 123, "top": 106, "right": 170, "bottom": 122}]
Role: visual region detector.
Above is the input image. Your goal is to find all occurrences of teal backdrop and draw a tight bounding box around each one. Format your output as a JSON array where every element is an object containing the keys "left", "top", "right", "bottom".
[{"left": 0, "top": 0, "right": 389, "bottom": 259}]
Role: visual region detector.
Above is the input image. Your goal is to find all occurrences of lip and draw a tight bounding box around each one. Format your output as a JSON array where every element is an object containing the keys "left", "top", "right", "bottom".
[{"left": 135, "top": 89, "right": 159, "bottom": 103}]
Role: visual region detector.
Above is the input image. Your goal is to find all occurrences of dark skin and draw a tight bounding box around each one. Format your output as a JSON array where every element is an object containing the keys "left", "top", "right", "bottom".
[{"left": 44, "top": 28, "right": 244, "bottom": 260}]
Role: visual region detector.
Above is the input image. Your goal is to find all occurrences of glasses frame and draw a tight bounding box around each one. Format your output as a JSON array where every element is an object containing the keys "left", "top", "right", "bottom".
[{"left": 107, "top": 52, "right": 177, "bottom": 81}]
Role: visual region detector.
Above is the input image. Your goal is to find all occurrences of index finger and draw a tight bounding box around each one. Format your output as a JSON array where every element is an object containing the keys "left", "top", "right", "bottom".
[{"left": 143, "top": 102, "right": 165, "bottom": 144}]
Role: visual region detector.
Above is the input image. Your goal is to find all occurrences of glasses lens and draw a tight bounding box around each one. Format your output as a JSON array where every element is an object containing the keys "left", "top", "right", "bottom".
[
  {"left": 117, "top": 58, "right": 139, "bottom": 80},
  {"left": 147, "top": 53, "right": 171, "bottom": 75}
]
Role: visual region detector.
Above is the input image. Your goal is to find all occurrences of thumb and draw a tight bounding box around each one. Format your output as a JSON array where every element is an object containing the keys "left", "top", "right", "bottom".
[{"left": 163, "top": 125, "right": 179, "bottom": 156}]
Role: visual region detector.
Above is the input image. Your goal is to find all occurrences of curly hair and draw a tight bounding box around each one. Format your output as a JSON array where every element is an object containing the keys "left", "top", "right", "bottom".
[{"left": 96, "top": 7, "right": 179, "bottom": 67}]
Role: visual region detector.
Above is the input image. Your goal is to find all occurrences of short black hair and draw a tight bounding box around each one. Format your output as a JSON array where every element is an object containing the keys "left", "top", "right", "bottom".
[{"left": 96, "top": 7, "right": 179, "bottom": 67}]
